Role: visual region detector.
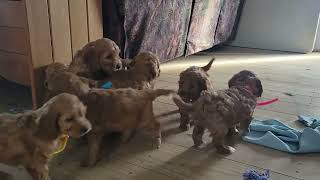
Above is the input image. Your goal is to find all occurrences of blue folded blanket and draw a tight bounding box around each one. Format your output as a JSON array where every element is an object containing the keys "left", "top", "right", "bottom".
[
  {"left": 297, "top": 115, "right": 320, "bottom": 128},
  {"left": 242, "top": 116, "right": 320, "bottom": 153}
]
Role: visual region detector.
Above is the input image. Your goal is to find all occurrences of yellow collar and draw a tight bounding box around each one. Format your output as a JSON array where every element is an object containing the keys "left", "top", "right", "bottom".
[{"left": 50, "top": 134, "right": 69, "bottom": 156}]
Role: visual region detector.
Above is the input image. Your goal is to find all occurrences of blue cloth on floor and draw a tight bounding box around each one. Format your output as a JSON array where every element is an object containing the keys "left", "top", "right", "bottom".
[
  {"left": 100, "top": 81, "right": 112, "bottom": 89},
  {"left": 297, "top": 115, "right": 320, "bottom": 129},
  {"left": 242, "top": 118, "right": 320, "bottom": 153}
]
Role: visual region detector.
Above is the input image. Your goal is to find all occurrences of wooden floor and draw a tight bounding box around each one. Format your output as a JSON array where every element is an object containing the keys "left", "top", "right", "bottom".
[{"left": 48, "top": 47, "right": 320, "bottom": 180}]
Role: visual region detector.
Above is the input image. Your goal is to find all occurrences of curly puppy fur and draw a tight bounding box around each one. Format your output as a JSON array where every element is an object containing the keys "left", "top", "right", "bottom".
[
  {"left": 173, "top": 70, "right": 263, "bottom": 154},
  {"left": 100, "top": 52, "right": 160, "bottom": 90},
  {"left": 0, "top": 93, "right": 91, "bottom": 180},
  {"left": 177, "top": 58, "right": 215, "bottom": 131},
  {"left": 44, "top": 62, "right": 98, "bottom": 101},
  {"left": 81, "top": 88, "right": 173, "bottom": 167},
  {"left": 68, "top": 38, "right": 123, "bottom": 80}
]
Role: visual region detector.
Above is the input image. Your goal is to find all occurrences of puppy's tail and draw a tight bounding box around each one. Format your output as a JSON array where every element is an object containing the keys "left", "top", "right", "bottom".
[
  {"left": 201, "top": 58, "right": 215, "bottom": 72},
  {"left": 172, "top": 95, "right": 193, "bottom": 112},
  {"left": 147, "top": 89, "right": 175, "bottom": 100}
]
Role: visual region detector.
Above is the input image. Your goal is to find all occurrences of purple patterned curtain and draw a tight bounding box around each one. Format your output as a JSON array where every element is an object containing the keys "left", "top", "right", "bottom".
[
  {"left": 103, "top": 0, "right": 244, "bottom": 62},
  {"left": 123, "top": 0, "right": 193, "bottom": 62},
  {"left": 186, "top": 0, "right": 223, "bottom": 55}
]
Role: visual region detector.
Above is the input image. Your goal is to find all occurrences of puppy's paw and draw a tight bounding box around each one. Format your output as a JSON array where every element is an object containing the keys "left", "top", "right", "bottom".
[
  {"left": 44, "top": 175, "right": 51, "bottom": 180},
  {"left": 227, "top": 146, "right": 236, "bottom": 153},
  {"left": 153, "top": 138, "right": 161, "bottom": 149},
  {"left": 216, "top": 146, "right": 236, "bottom": 154},
  {"left": 193, "top": 139, "right": 205, "bottom": 148},
  {"left": 40, "top": 175, "right": 51, "bottom": 180},
  {"left": 227, "top": 128, "right": 240, "bottom": 136},
  {"left": 193, "top": 142, "right": 206, "bottom": 150}
]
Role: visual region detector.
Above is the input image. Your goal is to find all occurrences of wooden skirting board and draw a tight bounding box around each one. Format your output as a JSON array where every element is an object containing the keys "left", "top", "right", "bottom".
[{"left": 0, "top": 0, "right": 103, "bottom": 108}]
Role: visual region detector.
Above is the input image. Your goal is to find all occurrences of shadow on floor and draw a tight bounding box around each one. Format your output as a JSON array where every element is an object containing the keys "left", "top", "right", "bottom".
[{"left": 0, "top": 77, "right": 32, "bottom": 113}]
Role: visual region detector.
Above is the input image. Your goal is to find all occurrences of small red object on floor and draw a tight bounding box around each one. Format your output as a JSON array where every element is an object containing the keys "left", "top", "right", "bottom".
[{"left": 257, "top": 98, "right": 279, "bottom": 106}]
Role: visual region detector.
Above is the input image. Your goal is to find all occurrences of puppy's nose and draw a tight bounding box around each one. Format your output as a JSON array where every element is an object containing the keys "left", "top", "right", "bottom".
[{"left": 80, "top": 128, "right": 89, "bottom": 135}]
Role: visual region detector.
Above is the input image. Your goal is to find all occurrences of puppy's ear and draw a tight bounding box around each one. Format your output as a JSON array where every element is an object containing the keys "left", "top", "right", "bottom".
[
  {"left": 17, "top": 113, "right": 37, "bottom": 130},
  {"left": 129, "top": 59, "right": 136, "bottom": 67},
  {"left": 201, "top": 58, "right": 215, "bottom": 72},
  {"left": 148, "top": 63, "right": 159, "bottom": 81},
  {"left": 35, "top": 108, "right": 60, "bottom": 140},
  {"left": 255, "top": 79, "right": 263, "bottom": 97},
  {"left": 228, "top": 74, "right": 239, "bottom": 88},
  {"left": 198, "top": 78, "right": 209, "bottom": 92},
  {"left": 155, "top": 59, "right": 161, "bottom": 77},
  {"left": 83, "top": 47, "right": 98, "bottom": 64},
  {"left": 111, "top": 41, "right": 120, "bottom": 54}
]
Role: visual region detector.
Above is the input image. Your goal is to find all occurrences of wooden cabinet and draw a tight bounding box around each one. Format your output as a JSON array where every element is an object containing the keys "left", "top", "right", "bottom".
[
  {"left": 0, "top": 0, "right": 103, "bottom": 108},
  {"left": 0, "top": 0, "right": 30, "bottom": 85}
]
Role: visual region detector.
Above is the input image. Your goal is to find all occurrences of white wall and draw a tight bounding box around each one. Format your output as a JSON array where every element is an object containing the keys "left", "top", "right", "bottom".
[
  {"left": 232, "top": 0, "right": 320, "bottom": 53},
  {"left": 315, "top": 15, "right": 320, "bottom": 51}
]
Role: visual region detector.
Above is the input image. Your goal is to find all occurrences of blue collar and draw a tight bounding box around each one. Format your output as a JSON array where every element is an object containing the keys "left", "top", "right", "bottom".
[{"left": 100, "top": 81, "right": 112, "bottom": 89}]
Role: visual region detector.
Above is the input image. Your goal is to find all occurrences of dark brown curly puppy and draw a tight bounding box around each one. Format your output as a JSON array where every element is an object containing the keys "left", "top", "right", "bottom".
[
  {"left": 100, "top": 52, "right": 160, "bottom": 90},
  {"left": 177, "top": 58, "right": 215, "bottom": 131},
  {"left": 81, "top": 88, "right": 173, "bottom": 167},
  {"left": 0, "top": 93, "right": 91, "bottom": 180},
  {"left": 228, "top": 70, "right": 258, "bottom": 88},
  {"left": 44, "top": 62, "right": 98, "bottom": 101},
  {"left": 173, "top": 70, "right": 263, "bottom": 154},
  {"left": 68, "top": 38, "right": 123, "bottom": 80}
]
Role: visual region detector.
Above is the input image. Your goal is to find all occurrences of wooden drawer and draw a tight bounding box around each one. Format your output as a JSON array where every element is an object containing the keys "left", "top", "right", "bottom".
[
  {"left": 0, "top": 27, "right": 29, "bottom": 54},
  {"left": 0, "top": 0, "right": 26, "bottom": 28},
  {"left": 0, "top": 51, "right": 30, "bottom": 86}
]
